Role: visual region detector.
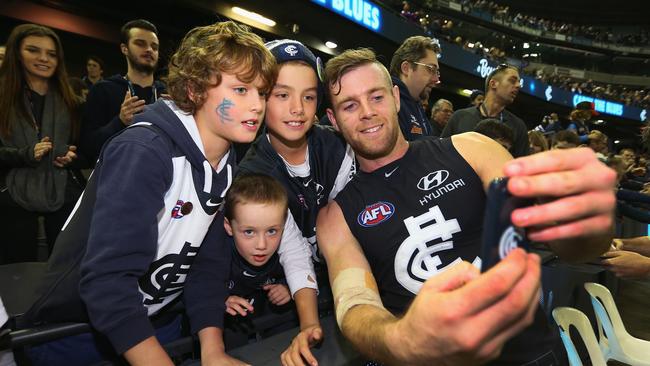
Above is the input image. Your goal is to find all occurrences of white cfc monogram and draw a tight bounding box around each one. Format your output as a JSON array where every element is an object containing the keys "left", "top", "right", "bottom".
[{"left": 394, "top": 206, "right": 481, "bottom": 294}]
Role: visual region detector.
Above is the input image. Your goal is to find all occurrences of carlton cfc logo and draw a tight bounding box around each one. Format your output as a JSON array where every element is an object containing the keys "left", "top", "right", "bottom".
[
  {"left": 357, "top": 201, "right": 395, "bottom": 227},
  {"left": 284, "top": 45, "right": 298, "bottom": 56}
]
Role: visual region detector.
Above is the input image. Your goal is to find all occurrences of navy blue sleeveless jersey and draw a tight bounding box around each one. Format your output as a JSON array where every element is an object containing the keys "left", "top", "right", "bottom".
[{"left": 335, "top": 137, "right": 564, "bottom": 365}]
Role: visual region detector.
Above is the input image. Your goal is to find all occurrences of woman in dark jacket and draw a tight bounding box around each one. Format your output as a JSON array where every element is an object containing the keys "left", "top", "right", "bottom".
[{"left": 0, "top": 24, "right": 85, "bottom": 264}]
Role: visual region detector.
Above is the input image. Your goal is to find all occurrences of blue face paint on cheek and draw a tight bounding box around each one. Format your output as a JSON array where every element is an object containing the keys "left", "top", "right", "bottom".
[{"left": 216, "top": 98, "right": 234, "bottom": 123}]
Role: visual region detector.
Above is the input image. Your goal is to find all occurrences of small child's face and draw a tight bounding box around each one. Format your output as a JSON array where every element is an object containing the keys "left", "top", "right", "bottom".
[
  {"left": 195, "top": 72, "right": 266, "bottom": 144},
  {"left": 224, "top": 202, "right": 286, "bottom": 266},
  {"left": 265, "top": 63, "right": 318, "bottom": 145}
]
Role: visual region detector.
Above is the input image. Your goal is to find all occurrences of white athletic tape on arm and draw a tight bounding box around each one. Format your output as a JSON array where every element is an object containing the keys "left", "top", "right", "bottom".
[{"left": 332, "top": 267, "right": 384, "bottom": 328}]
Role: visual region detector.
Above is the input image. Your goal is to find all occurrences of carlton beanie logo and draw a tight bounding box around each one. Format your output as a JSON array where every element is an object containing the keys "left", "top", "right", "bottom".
[{"left": 284, "top": 45, "right": 298, "bottom": 56}]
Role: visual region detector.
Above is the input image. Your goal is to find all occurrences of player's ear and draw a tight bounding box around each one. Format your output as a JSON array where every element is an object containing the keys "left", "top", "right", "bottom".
[
  {"left": 224, "top": 217, "right": 233, "bottom": 236},
  {"left": 326, "top": 108, "right": 340, "bottom": 132}
]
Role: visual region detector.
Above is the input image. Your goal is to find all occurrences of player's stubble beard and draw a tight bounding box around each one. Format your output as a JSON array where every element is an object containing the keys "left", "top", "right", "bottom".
[{"left": 343, "top": 114, "right": 401, "bottom": 161}]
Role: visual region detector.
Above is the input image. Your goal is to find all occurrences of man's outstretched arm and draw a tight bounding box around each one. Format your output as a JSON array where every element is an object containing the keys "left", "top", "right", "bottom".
[{"left": 317, "top": 201, "right": 542, "bottom": 366}]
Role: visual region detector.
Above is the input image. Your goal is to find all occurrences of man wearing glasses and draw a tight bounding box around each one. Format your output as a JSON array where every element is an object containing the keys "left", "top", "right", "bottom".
[
  {"left": 442, "top": 64, "right": 530, "bottom": 157},
  {"left": 389, "top": 36, "right": 440, "bottom": 141}
]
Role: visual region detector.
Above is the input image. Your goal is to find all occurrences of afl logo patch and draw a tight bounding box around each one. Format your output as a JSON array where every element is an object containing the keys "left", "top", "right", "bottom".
[
  {"left": 171, "top": 200, "right": 187, "bottom": 219},
  {"left": 417, "top": 170, "right": 449, "bottom": 191},
  {"left": 357, "top": 201, "right": 395, "bottom": 227}
]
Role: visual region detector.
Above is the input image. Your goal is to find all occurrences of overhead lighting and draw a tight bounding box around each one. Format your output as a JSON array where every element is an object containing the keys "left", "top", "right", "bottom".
[
  {"left": 325, "top": 41, "right": 337, "bottom": 49},
  {"left": 232, "top": 7, "right": 276, "bottom": 27},
  {"left": 614, "top": 140, "right": 620, "bottom": 144},
  {"left": 461, "top": 89, "right": 472, "bottom": 96},
  {"left": 523, "top": 42, "right": 530, "bottom": 49},
  {"left": 467, "top": 42, "right": 475, "bottom": 48}
]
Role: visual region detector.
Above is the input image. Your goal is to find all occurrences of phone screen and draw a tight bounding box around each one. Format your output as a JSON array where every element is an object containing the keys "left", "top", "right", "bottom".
[{"left": 480, "top": 177, "right": 534, "bottom": 272}]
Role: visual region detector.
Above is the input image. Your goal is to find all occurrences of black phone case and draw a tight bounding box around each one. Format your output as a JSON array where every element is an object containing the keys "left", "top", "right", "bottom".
[{"left": 480, "top": 177, "right": 535, "bottom": 272}]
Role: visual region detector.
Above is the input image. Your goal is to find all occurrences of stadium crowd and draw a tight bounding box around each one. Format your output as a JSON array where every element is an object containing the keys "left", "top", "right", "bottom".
[{"left": 391, "top": 0, "right": 650, "bottom": 110}]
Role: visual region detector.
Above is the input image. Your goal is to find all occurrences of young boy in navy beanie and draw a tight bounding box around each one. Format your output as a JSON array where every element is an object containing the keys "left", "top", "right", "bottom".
[{"left": 238, "top": 39, "right": 356, "bottom": 365}]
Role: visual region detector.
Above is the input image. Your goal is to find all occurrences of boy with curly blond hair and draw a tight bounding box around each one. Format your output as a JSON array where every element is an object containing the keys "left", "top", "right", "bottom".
[{"left": 26, "top": 21, "right": 277, "bottom": 365}]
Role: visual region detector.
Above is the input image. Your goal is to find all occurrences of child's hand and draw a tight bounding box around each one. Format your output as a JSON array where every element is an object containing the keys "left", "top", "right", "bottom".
[
  {"left": 225, "top": 295, "right": 254, "bottom": 316},
  {"left": 264, "top": 284, "right": 291, "bottom": 306}
]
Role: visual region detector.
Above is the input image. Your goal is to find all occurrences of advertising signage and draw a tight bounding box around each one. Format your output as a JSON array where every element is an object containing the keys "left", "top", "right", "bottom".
[
  {"left": 520, "top": 77, "right": 642, "bottom": 121},
  {"left": 439, "top": 40, "right": 647, "bottom": 122},
  {"left": 311, "top": 0, "right": 382, "bottom": 32}
]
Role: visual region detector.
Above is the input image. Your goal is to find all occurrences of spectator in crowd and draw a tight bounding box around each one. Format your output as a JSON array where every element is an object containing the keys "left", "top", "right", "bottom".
[
  {"left": 528, "top": 130, "right": 549, "bottom": 154},
  {"left": 607, "top": 156, "right": 627, "bottom": 183},
  {"left": 25, "top": 21, "right": 276, "bottom": 365},
  {"left": 566, "top": 110, "right": 589, "bottom": 142},
  {"left": 587, "top": 130, "right": 609, "bottom": 160},
  {"left": 442, "top": 64, "right": 529, "bottom": 157},
  {"left": 642, "top": 119, "right": 650, "bottom": 152},
  {"left": 601, "top": 236, "right": 650, "bottom": 341},
  {"left": 474, "top": 118, "right": 514, "bottom": 151},
  {"left": 319, "top": 47, "right": 615, "bottom": 365},
  {"left": 606, "top": 155, "right": 650, "bottom": 223},
  {"left": 221, "top": 174, "right": 293, "bottom": 352},
  {"left": 618, "top": 147, "right": 647, "bottom": 182},
  {"left": 619, "top": 147, "right": 636, "bottom": 169},
  {"left": 0, "top": 45, "right": 5, "bottom": 67},
  {"left": 82, "top": 55, "right": 104, "bottom": 88},
  {"left": 533, "top": 113, "right": 563, "bottom": 134},
  {"left": 0, "top": 24, "right": 85, "bottom": 264},
  {"left": 609, "top": 150, "right": 647, "bottom": 192},
  {"left": 603, "top": 236, "right": 650, "bottom": 279},
  {"left": 389, "top": 35, "right": 440, "bottom": 140},
  {"left": 468, "top": 89, "right": 484, "bottom": 107},
  {"left": 429, "top": 98, "right": 453, "bottom": 136},
  {"left": 611, "top": 155, "right": 650, "bottom": 222},
  {"left": 68, "top": 76, "right": 89, "bottom": 101},
  {"left": 552, "top": 130, "right": 581, "bottom": 149},
  {"left": 567, "top": 101, "right": 596, "bottom": 143},
  {"left": 80, "top": 19, "right": 165, "bottom": 162}
]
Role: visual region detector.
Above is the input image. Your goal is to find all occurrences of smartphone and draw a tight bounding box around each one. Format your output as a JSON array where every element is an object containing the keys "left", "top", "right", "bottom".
[{"left": 480, "top": 177, "right": 534, "bottom": 272}]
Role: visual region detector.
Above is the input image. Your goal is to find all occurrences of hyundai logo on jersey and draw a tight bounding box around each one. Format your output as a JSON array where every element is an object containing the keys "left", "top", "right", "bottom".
[
  {"left": 417, "top": 170, "right": 449, "bottom": 191},
  {"left": 357, "top": 201, "right": 395, "bottom": 227}
]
